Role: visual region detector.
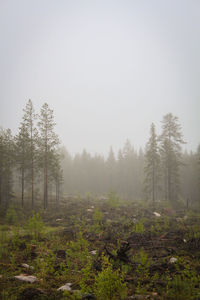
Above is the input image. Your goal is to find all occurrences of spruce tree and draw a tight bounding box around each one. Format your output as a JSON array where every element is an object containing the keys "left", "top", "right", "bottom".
[
  {"left": 159, "top": 113, "right": 185, "bottom": 203},
  {"left": 144, "top": 123, "right": 160, "bottom": 205}
]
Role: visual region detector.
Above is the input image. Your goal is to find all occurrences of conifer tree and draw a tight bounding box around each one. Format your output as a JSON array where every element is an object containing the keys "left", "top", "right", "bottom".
[
  {"left": 159, "top": 113, "right": 185, "bottom": 203},
  {"left": 0, "top": 128, "right": 14, "bottom": 207},
  {"left": 38, "top": 103, "right": 59, "bottom": 209},
  {"left": 144, "top": 123, "right": 160, "bottom": 205},
  {"left": 14, "top": 123, "right": 30, "bottom": 208},
  {"left": 106, "top": 147, "right": 116, "bottom": 191},
  {"left": 22, "top": 100, "right": 37, "bottom": 208}
]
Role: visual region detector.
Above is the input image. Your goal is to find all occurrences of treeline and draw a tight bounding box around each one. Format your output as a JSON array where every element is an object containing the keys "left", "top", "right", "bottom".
[
  {"left": 62, "top": 113, "right": 200, "bottom": 208},
  {"left": 1, "top": 107, "right": 200, "bottom": 210},
  {"left": 0, "top": 100, "right": 63, "bottom": 210}
]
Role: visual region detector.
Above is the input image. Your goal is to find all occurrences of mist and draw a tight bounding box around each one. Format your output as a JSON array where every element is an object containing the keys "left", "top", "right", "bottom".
[{"left": 0, "top": 0, "right": 200, "bottom": 155}]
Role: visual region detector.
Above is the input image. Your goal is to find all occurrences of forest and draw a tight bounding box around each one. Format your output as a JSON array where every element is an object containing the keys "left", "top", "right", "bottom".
[
  {"left": 0, "top": 100, "right": 200, "bottom": 300},
  {"left": 0, "top": 100, "right": 200, "bottom": 210}
]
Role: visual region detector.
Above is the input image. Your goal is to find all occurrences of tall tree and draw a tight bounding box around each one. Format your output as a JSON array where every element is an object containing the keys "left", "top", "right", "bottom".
[
  {"left": 159, "top": 113, "right": 185, "bottom": 203},
  {"left": 22, "top": 100, "right": 37, "bottom": 208},
  {"left": 144, "top": 123, "right": 160, "bottom": 205},
  {"left": 38, "top": 103, "right": 59, "bottom": 209},
  {"left": 0, "top": 128, "right": 14, "bottom": 208},
  {"left": 14, "top": 123, "right": 30, "bottom": 208},
  {"left": 106, "top": 147, "right": 116, "bottom": 191}
]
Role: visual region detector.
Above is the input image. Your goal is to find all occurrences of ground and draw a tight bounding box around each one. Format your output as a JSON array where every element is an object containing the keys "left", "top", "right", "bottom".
[{"left": 0, "top": 196, "right": 200, "bottom": 299}]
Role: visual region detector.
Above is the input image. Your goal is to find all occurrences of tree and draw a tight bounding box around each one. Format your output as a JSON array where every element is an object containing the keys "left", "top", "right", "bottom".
[
  {"left": 0, "top": 128, "right": 14, "bottom": 208},
  {"left": 159, "top": 113, "right": 185, "bottom": 203},
  {"left": 106, "top": 147, "right": 116, "bottom": 191},
  {"left": 144, "top": 123, "right": 160, "bottom": 205},
  {"left": 38, "top": 103, "right": 59, "bottom": 209},
  {"left": 22, "top": 100, "right": 37, "bottom": 209},
  {"left": 14, "top": 123, "right": 30, "bottom": 208}
]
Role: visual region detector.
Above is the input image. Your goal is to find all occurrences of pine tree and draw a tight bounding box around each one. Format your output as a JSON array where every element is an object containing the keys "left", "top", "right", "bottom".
[
  {"left": 22, "top": 100, "right": 37, "bottom": 209},
  {"left": 144, "top": 123, "right": 160, "bottom": 205},
  {"left": 38, "top": 103, "right": 59, "bottom": 209},
  {"left": 159, "top": 113, "right": 185, "bottom": 203}
]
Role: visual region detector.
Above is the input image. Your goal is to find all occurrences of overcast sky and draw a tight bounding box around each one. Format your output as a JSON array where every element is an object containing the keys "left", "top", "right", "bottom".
[{"left": 0, "top": 0, "right": 199, "bottom": 155}]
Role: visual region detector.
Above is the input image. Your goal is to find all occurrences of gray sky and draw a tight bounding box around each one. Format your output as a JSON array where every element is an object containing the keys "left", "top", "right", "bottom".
[{"left": 0, "top": 0, "right": 199, "bottom": 155}]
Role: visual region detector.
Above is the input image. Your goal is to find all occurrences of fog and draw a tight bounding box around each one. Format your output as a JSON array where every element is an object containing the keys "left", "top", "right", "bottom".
[{"left": 0, "top": 0, "right": 200, "bottom": 155}]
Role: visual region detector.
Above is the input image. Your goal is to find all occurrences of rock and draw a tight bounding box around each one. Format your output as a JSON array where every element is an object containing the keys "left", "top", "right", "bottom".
[
  {"left": 14, "top": 274, "right": 38, "bottom": 283},
  {"left": 183, "top": 239, "right": 187, "bottom": 243},
  {"left": 90, "top": 250, "right": 97, "bottom": 255},
  {"left": 58, "top": 282, "right": 72, "bottom": 291},
  {"left": 87, "top": 209, "right": 93, "bottom": 212},
  {"left": 90, "top": 206, "right": 95, "bottom": 209},
  {"left": 153, "top": 212, "right": 161, "bottom": 217},
  {"left": 21, "top": 263, "right": 34, "bottom": 270},
  {"left": 169, "top": 257, "right": 178, "bottom": 263},
  {"left": 56, "top": 218, "right": 63, "bottom": 222}
]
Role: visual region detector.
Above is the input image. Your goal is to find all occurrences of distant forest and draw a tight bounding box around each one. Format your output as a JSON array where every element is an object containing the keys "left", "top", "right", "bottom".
[{"left": 0, "top": 100, "right": 200, "bottom": 210}]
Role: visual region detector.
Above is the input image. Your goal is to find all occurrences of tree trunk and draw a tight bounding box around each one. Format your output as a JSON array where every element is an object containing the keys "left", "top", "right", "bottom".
[{"left": 21, "top": 167, "right": 24, "bottom": 208}]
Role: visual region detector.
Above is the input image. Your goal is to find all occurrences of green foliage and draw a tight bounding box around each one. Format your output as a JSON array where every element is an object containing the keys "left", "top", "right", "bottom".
[
  {"left": 0, "top": 226, "right": 9, "bottom": 259},
  {"left": 35, "top": 249, "right": 57, "bottom": 279},
  {"left": 166, "top": 275, "right": 194, "bottom": 300},
  {"left": 79, "top": 261, "right": 94, "bottom": 294},
  {"left": 93, "top": 208, "right": 103, "bottom": 224},
  {"left": 107, "top": 192, "right": 121, "bottom": 208},
  {"left": 5, "top": 205, "right": 17, "bottom": 224},
  {"left": 66, "top": 232, "right": 90, "bottom": 271},
  {"left": 94, "top": 254, "right": 127, "bottom": 300},
  {"left": 133, "top": 220, "right": 145, "bottom": 233},
  {"left": 27, "top": 212, "right": 44, "bottom": 240}
]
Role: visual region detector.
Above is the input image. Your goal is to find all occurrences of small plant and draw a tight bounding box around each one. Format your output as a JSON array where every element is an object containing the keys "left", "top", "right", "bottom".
[
  {"left": 133, "top": 220, "right": 145, "bottom": 233},
  {"left": 0, "top": 226, "right": 9, "bottom": 259},
  {"left": 166, "top": 275, "right": 194, "bottom": 300},
  {"left": 5, "top": 205, "right": 17, "bottom": 224},
  {"left": 93, "top": 208, "right": 103, "bottom": 224},
  {"left": 27, "top": 212, "right": 44, "bottom": 240},
  {"left": 107, "top": 192, "right": 121, "bottom": 208},
  {"left": 94, "top": 254, "right": 127, "bottom": 300},
  {"left": 35, "top": 249, "right": 57, "bottom": 279},
  {"left": 80, "top": 261, "right": 94, "bottom": 294},
  {"left": 66, "top": 232, "right": 90, "bottom": 271}
]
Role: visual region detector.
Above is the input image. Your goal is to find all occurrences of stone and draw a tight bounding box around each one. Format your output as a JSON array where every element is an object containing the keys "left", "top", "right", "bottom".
[
  {"left": 169, "top": 257, "right": 178, "bottom": 263},
  {"left": 58, "top": 282, "right": 72, "bottom": 291},
  {"left": 153, "top": 212, "right": 161, "bottom": 217},
  {"left": 90, "top": 250, "right": 97, "bottom": 255},
  {"left": 14, "top": 274, "right": 37, "bottom": 283},
  {"left": 87, "top": 209, "right": 93, "bottom": 212},
  {"left": 21, "top": 263, "right": 34, "bottom": 270}
]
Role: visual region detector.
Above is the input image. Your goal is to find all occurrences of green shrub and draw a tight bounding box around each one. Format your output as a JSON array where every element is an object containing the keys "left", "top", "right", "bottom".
[
  {"left": 27, "top": 212, "right": 44, "bottom": 240},
  {"left": 5, "top": 205, "right": 17, "bottom": 224},
  {"left": 94, "top": 254, "right": 127, "bottom": 300},
  {"left": 107, "top": 192, "right": 121, "bottom": 208}
]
